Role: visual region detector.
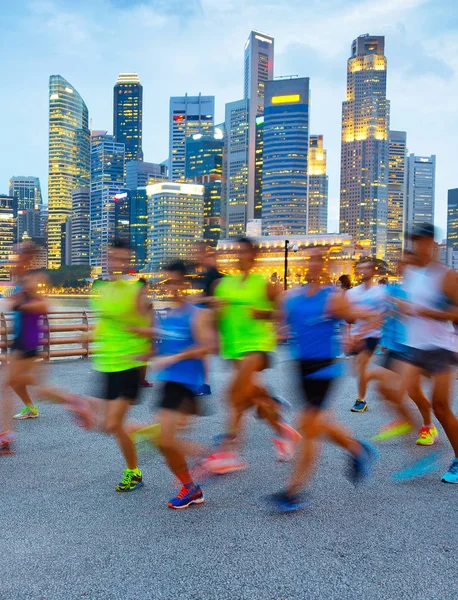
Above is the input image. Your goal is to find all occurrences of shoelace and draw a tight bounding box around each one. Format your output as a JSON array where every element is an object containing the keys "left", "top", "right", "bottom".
[
  {"left": 176, "top": 486, "right": 189, "bottom": 499},
  {"left": 121, "top": 470, "right": 135, "bottom": 485},
  {"left": 419, "top": 427, "right": 431, "bottom": 438},
  {"left": 448, "top": 462, "right": 458, "bottom": 475}
]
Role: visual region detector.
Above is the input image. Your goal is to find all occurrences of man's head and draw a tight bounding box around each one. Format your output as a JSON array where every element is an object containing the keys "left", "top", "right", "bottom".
[
  {"left": 356, "top": 259, "right": 375, "bottom": 283},
  {"left": 108, "top": 240, "right": 132, "bottom": 275},
  {"left": 11, "top": 241, "right": 37, "bottom": 277},
  {"left": 338, "top": 274, "right": 352, "bottom": 291},
  {"left": 195, "top": 241, "right": 217, "bottom": 268},
  {"left": 164, "top": 260, "right": 187, "bottom": 299},
  {"left": 236, "top": 237, "right": 257, "bottom": 271},
  {"left": 307, "top": 247, "right": 326, "bottom": 281},
  {"left": 410, "top": 222, "right": 435, "bottom": 263}
]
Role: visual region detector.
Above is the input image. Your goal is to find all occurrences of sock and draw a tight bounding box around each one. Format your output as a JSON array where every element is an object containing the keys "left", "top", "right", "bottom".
[{"left": 425, "top": 424, "right": 434, "bottom": 430}]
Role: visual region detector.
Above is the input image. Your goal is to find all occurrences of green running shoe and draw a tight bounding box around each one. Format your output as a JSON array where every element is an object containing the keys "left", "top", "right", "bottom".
[
  {"left": 372, "top": 421, "right": 413, "bottom": 442},
  {"left": 115, "top": 468, "right": 144, "bottom": 492},
  {"left": 13, "top": 406, "right": 39, "bottom": 420}
]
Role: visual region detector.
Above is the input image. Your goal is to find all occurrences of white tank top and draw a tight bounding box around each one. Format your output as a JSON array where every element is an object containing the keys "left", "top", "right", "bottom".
[{"left": 403, "top": 263, "right": 456, "bottom": 351}]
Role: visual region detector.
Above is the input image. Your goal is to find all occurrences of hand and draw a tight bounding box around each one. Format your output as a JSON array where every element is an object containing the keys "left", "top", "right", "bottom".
[
  {"left": 396, "top": 300, "right": 417, "bottom": 316},
  {"left": 148, "top": 355, "right": 178, "bottom": 371},
  {"left": 251, "top": 308, "right": 270, "bottom": 320}
]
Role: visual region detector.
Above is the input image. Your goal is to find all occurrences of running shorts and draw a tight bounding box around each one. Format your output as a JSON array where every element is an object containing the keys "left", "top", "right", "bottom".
[
  {"left": 404, "top": 348, "right": 457, "bottom": 374},
  {"left": 380, "top": 348, "right": 409, "bottom": 372},
  {"left": 101, "top": 368, "right": 141, "bottom": 402},
  {"left": 297, "top": 359, "right": 335, "bottom": 408},
  {"left": 158, "top": 381, "right": 200, "bottom": 415},
  {"left": 10, "top": 340, "right": 39, "bottom": 359}
]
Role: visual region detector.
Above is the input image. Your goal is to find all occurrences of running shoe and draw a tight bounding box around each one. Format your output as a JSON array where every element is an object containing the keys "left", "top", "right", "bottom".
[
  {"left": 416, "top": 426, "right": 438, "bottom": 446},
  {"left": 372, "top": 421, "right": 413, "bottom": 442},
  {"left": 168, "top": 484, "right": 204, "bottom": 509},
  {"left": 196, "top": 384, "right": 212, "bottom": 396},
  {"left": 441, "top": 459, "right": 458, "bottom": 484},
  {"left": 13, "top": 405, "right": 38, "bottom": 420},
  {"left": 272, "top": 437, "right": 295, "bottom": 462},
  {"left": 351, "top": 399, "right": 368, "bottom": 413},
  {"left": 115, "top": 468, "right": 144, "bottom": 492},
  {"left": 348, "top": 440, "right": 379, "bottom": 485},
  {"left": 265, "top": 490, "right": 312, "bottom": 513},
  {"left": 202, "top": 451, "right": 248, "bottom": 475},
  {"left": 392, "top": 452, "right": 443, "bottom": 481},
  {"left": 139, "top": 379, "right": 153, "bottom": 388},
  {"left": 130, "top": 424, "right": 161, "bottom": 453},
  {"left": 0, "top": 433, "right": 14, "bottom": 455}
]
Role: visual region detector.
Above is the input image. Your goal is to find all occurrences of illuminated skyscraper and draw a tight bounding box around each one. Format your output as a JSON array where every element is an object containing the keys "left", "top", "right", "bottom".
[
  {"left": 405, "top": 154, "right": 436, "bottom": 236},
  {"left": 225, "top": 99, "right": 249, "bottom": 237},
  {"left": 48, "top": 75, "right": 90, "bottom": 268},
  {"left": 308, "top": 135, "right": 328, "bottom": 234},
  {"left": 113, "top": 73, "right": 143, "bottom": 163},
  {"left": 386, "top": 131, "right": 407, "bottom": 267},
  {"left": 71, "top": 187, "right": 90, "bottom": 265},
  {"left": 130, "top": 188, "right": 148, "bottom": 271},
  {"left": 0, "top": 196, "right": 14, "bottom": 281},
  {"left": 262, "top": 78, "right": 310, "bottom": 235},
  {"left": 169, "top": 94, "right": 214, "bottom": 182},
  {"left": 126, "top": 160, "right": 167, "bottom": 191},
  {"left": 9, "top": 176, "right": 42, "bottom": 217},
  {"left": 244, "top": 30, "right": 274, "bottom": 221},
  {"left": 340, "top": 35, "right": 390, "bottom": 258},
  {"left": 254, "top": 116, "right": 264, "bottom": 220},
  {"left": 447, "top": 188, "right": 458, "bottom": 270}
]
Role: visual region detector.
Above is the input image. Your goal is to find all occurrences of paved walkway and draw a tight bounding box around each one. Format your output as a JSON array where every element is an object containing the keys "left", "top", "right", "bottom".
[{"left": 2, "top": 353, "right": 457, "bottom": 599}]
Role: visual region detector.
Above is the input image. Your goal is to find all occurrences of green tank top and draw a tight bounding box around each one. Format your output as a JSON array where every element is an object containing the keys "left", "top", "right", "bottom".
[
  {"left": 90, "top": 278, "right": 151, "bottom": 373},
  {"left": 215, "top": 272, "right": 276, "bottom": 359}
]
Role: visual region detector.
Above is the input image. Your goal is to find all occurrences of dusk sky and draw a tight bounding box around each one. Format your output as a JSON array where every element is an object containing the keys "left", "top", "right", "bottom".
[{"left": 1, "top": 0, "right": 457, "bottom": 236}]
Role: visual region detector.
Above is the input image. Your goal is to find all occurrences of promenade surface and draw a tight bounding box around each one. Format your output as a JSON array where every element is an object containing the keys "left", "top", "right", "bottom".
[{"left": 2, "top": 352, "right": 457, "bottom": 600}]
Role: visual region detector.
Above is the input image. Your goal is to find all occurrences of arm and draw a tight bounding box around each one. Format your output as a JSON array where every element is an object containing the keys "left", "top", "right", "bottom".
[
  {"left": 328, "top": 292, "right": 379, "bottom": 323},
  {"left": 417, "top": 270, "right": 458, "bottom": 322},
  {"left": 252, "top": 282, "right": 283, "bottom": 320},
  {"left": 16, "top": 296, "right": 49, "bottom": 315}
]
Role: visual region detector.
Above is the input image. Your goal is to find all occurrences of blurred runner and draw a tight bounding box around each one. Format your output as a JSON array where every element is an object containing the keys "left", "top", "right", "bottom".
[{"left": 137, "top": 278, "right": 154, "bottom": 388}]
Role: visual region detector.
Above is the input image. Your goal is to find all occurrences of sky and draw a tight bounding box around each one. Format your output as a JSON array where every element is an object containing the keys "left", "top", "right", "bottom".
[{"left": 1, "top": 0, "right": 457, "bottom": 237}]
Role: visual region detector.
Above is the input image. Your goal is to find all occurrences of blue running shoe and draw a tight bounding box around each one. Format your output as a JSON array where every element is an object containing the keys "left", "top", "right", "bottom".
[
  {"left": 196, "top": 384, "right": 212, "bottom": 396},
  {"left": 441, "top": 458, "right": 458, "bottom": 484},
  {"left": 351, "top": 399, "right": 368, "bottom": 412},
  {"left": 168, "top": 484, "right": 204, "bottom": 509},
  {"left": 265, "top": 490, "right": 311, "bottom": 513},
  {"left": 348, "top": 440, "right": 379, "bottom": 485},
  {"left": 392, "top": 452, "right": 443, "bottom": 482}
]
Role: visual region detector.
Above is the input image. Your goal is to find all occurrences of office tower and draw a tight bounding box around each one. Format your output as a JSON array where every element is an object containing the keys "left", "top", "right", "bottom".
[
  {"left": 447, "top": 188, "right": 458, "bottom": 270},
  {"left": 8, "top": 176, "right": 42, "bottom": 218},
  {"left": 71, "top": 187, "right": 90, "bottom": 265},
  {"left": 386, "top": 131, "right": 407, "bottom": 267},
  {"left": 169, "top": 94, "right": 215, "bottom": 182},
  {"left": 114, "top": 192, "right": 130, "bottom": 245},
  {"left": 90, "top": 131, "right": 126, "bottom": 275},
  {"left": 40, "top": 204, "right": 48, "bottom": 238},
  {"left": 130, "top": 188, "right": 148, "bottom": 270},
  {"left": 340, "top": 35, "right": 390, "bottom": 259},
  {"left": 126, "top": 160, "right": 167, "bottom": 191},
  {"left": 308, "top": 135, "right": 328, "bottom": 234},
  {"left": 225, "top": 99, "right": 249, "bottom": 237},
  {"left": 147, "top": 182, "right": 204, "bottom": 271},
  {"left": 244, "top": 30, "right": 274, "bottom": 221},
  {"left": 48, "top": 75, "right": 90, "bottom": 268},
  {"left": 61, "top": 219, "right": 72, "bottom": 266},
  {"left": 113, "top": 73, "right": 143, "bottom": 163},
  {"left": 17, "top": 208, "right": 42, "bottom": 243},
  {"left": 0, "top": 196, "right": 14, "bottom": 281},
  {"left": 186, "top": 131, "right": 223, "bottom": 246},
  {"left": 254, "top": 116, "right": 264, "bottom": 220},
  {"left": 405, "top": 154, "right": 436, "bottom": 236},
  {"left": 262, "top": 78, "right": 310, "bottom": 235}
]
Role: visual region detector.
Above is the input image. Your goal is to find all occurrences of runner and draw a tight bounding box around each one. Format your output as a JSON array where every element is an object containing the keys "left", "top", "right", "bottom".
[
  {"left": 137, "top": 278, "right": 154, "bottom": 388},
  {"left": 204, "top": 237, "right": 299, "bottom": 474},
  {"left": 397, "top": 223, "right": 458, "bottom": 483},
  {"left": 347, "top": 260, "right": 386, "bottom": 412},
  {"left": 267, "top": 247, "right": 378, "bottom": 512}
]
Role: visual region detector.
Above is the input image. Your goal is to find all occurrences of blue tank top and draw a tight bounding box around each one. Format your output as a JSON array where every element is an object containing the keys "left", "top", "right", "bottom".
[
  {"left": 284, "top": 286, "right": 341, "bottom": 379},
  {"left": 381, "top": 284, "right": 407, "bottom": 352},
  {"left": 155, "top": 304, "right": 205, "bottom": 390}
]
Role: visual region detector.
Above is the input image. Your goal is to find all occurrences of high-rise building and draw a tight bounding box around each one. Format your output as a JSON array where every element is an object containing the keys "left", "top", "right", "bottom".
[
  {"left": 17, "top": 208, "right": 42, "bottom": 243},
  {"left": 169, "top": 94, "right": 215, "bottom": 182},
  {"left": 405, "top": 154, "right": 436, "bottom": 236},
  {"left": 71, "top": 187, "right": 90, "bottom": 265},
  {"left": 340, "top": 35, "right": 390, "bottom": 259},
  {"left": 386, "top": 131, "right": 407, "bottom": 267},
  {"left": 244, "top": 30, "right": 274, "bottom": 221},
  {"left": 0, "top": 196, "right": 14, "bottom": 281},
  {"left": 262, "top": 78, "right": 310, "bottom": 235},
  {"left": 126, "top": 160, "right": 167, "bottom": 191},
  {"left": 90, "top": 131, "right": 126, "bottom": 275},
  {"left": 8, "top": 176, "right": 42, "bottom": 218},
  {"left": 254, "top": 116, "right": 264, "bottom": 220},
  {"left": 113, "top": 73, "right": 143, "bottom": 163},
  {"left": 308, "top": 135, "right": 328, "bottom": 234},
  {"left": 186, "top": 131, "right": 223, "bottom": 246},
  {"left": 61, "top": 219, "right": 72, "bottom": 266},
  {"left": 114, "top": 192, "right": 130, "bottom": 245},
  {"left": 225, "top": 99, "right": 249, "bottom": 237},
  {"left": 146, "top": 182, "right": 204, "bottom": 271},
  {"left": 48, "top": 75, "right": 90, "bottom": 268},
  {"left": 447, "top": 188, "right": 458, "bottom": 271},
  {"left": 130, "top": 188, "right": 148, "bottom": 271},
  {"left": 40, "top": 204, "right": 48, "bottom": 239}
]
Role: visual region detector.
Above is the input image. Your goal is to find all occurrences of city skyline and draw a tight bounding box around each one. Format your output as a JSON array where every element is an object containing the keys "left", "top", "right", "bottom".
[{"left": 1, "top": 0, "right": 457, "bottom": 238}]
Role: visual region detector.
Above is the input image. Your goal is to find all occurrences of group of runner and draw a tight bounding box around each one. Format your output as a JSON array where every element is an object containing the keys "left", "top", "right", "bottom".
[{"left": 1, "top": 221, "right": 458, "bottom": 512}]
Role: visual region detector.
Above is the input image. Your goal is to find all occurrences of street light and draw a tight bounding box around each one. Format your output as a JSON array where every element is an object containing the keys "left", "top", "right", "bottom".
[{"left": 284, "top": 240, "right": 299, "bottom": 291}]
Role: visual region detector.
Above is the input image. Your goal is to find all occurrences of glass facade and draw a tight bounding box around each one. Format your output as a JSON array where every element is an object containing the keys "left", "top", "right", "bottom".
[
  {"left": 447, "top": 189, "right": 458, "bottom": 270},
  {"left": 113, "top": 73, "right": 143, "bottom": 164},
  {"left": 225, "top": 99, "right": 249, "bottom": 237},
  {"left": 71, "top": 187, "right": 90, "bottom": 265},
  {"left": 126, "top": 161, "right": 167, "bottom": 191},
  {"left": 406, "top": 154, "right": 436, "bottom": 236},
  {"left": 386, "top": 131, "right": 407, "bottom": 268},
  {"left": 262, "top": 78, "right": 310, "bottom": 235},
  {"left": 308, "top": 135, "right": 328, "bottom": 235},
  {"left": 8, "top": 176, "right": 42, "bottom": 220},
  {"left": 48, "top": 75, "right": 90, "bottom": 268},
  {"left": 0, "top": 196, "right": 14, "bottom": 281},
  {"left": 254, "top": 116, "right": 264, "bottom": 220},
  {"left": 130, "top": 188, "right": 148, "bottom": 270},
  {"left": 340, "top": 35, "right": 389, "bottom": 259}
]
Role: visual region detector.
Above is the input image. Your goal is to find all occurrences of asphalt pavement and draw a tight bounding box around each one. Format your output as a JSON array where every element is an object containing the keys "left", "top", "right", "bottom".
[{"left": 1, "top": 352, "right": 458, "bottom": 600}]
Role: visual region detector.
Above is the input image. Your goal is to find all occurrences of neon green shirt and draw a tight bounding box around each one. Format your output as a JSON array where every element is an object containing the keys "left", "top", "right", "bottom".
[{"left": 215, "top": 272, "right": 276, "bottom": 359}]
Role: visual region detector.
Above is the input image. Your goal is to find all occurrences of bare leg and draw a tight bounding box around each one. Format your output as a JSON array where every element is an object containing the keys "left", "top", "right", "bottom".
[
  {"left": 159, "top": 409, "right": 193, "bottom": 484},
  {"left": 431, "top": 370, "right": 458, "bottom": 456},
  {"left": 355, "top": 350, "right": 372, "bottom": 400},
  {"left": 104, "top": 399, "right": 137, "bottom": 470}
]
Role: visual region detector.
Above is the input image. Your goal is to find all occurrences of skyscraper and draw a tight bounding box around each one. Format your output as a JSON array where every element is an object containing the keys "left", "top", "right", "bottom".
[
  {"left": 48, "top": 75, "right": 90, "bottom": 268},
  {"left": 186, "top": 131, "right": 224, "bottom": 246},
  {"left": 244, "top": 30, "right": 274, "bottom": 221},
  {"left": 262, "top": 78, "right": 310, "bottom": 235},
  {"left": 71, "top": 187, "right": 90, "bottom": 265},
  {"left": 8, "top": 176, "right": 42, "bottom": 218},
  {"left": 90, "top": 131, "right": 126, "bottom": 275},
  {"left": 169, "top": 94, "right": 215, "bottom": 182},
  {"left": 447, "top": 188, "right": 458, "bottom": 270},
  {"left": 405, "top": 154, "right": 436, "bottom": 236},
  {"left": 147, "top": 182, "right": 204, "bottom": 271},
  {"left": 340, "top": 35, "right": 390, "bottom": 259},
  {"left": 130, "top": 188, "right": 148, "bottom": 271},
  {"left": 0, "top": 196, "right": 14, "bottom": 281},
  {"left": 386, "top": 131, "right": 407, "bottom": 267},
  {"left": 254, "top": 116, "right": 264, "bottom": 220},
  {"left": 126, "top": 160, "right": 168, "bottom": 191},
  {"left": 225, "top": 99, "right": 249, "bottom": 237},
  {"left": 113, "top": 73, "right": 143, "bottom": 163},
  {"left": 308, "top": 135, "right": 328, "bottom": 235},
  {"left": 17, "top": 208, "right": 42, "bottom": 243}
]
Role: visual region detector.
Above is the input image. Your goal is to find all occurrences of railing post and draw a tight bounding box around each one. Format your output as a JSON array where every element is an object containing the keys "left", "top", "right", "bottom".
[
  {"left": 0, "top": 312, "right": 8, "bottom": 365},
  {"left": 82, "top": 311, "right": 89, "bottom": 359},
  {"left": 42, "top": 314, "right": 51, "bottom": 362}
]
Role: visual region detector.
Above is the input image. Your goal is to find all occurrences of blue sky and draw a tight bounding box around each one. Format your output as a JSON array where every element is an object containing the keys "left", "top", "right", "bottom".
[{"left": 1, "top": 0, "right": 457, "bottom": 236}]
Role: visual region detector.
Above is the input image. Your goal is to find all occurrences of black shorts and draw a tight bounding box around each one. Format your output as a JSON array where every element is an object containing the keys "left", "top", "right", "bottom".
[
  {"left": 404, "top": 348, "right": 457, "bottom": 374},
  {"left": 101, "top": 368, "right": 141, "bottom": 403},
  {"left": 158, "top": 381, "right": 200, "bottom": 415},
  {"left": 10, "top": 340, "right": 39, "bottom": 359},
  {"left": 298, "top": 359, "right": 335, "bottom": 408},
  {"left": 380, "top": 349, "right": 409, "bottom": 372},
  {"left": 362, "top": 337, "right": 380, "bottom": 354}
]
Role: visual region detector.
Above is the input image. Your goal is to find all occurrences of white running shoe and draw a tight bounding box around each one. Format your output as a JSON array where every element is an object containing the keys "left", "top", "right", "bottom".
[{"left": 13, "top": 406, "right": 39, "bottom": 420}]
